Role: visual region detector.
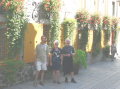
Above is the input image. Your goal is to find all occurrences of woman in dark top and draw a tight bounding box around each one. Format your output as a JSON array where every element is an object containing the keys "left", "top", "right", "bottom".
[
  {"left": 62, "top": 39, "right": 76, "bottom": 83},
  {"left": 50, "top": 40, "right": 62, "bottom": 84}
]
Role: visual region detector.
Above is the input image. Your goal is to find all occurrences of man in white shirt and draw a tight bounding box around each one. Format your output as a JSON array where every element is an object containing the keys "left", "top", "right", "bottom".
[{"left": 34, "top": 35, "right": 49, "bottom": 86}]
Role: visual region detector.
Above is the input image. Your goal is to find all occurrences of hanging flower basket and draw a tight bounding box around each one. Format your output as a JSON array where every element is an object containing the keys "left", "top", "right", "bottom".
[
  {"left": 75, "top": 11, "right": 89, "bottom": 30},
  {"left": 0, "top": 0, "right": 10, "bottom": 13},
  {"left": 0, "top": 0, "right": 21, "bottom": 13},
  {"left": 42, "top": 0, "right": 61, "bottom": 13},
  {"left": 87, "top": 14, "right": 101, "bottom": 30},
  {"left": 102, "top": 16, "right": 111, "bottom": 30},
  {"left": 111, "top": 18, "right": 119, "bottom": 30}
]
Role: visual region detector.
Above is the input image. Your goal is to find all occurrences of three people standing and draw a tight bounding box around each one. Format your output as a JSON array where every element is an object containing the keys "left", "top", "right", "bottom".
[{"left": 35, "top": 36, "right": 76, "bottom": 86}]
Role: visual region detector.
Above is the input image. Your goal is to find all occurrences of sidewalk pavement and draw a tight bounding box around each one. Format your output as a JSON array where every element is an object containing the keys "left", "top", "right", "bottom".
[{"left": 4, "top": 59, "right": 120, "bottom": 89}]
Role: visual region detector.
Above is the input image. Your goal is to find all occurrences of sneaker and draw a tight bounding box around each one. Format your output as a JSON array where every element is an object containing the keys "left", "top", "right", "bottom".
[
  {"left": 65, "top": 77, "right": 68, "bottom": 83},
  {"left": 71, "top": 78, "right": 77, "bottom": 83}
]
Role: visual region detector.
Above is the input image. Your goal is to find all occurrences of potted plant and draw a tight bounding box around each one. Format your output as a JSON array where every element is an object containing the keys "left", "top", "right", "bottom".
[{"left": 73, "top": 49, "right": 87, "bottom": 74}]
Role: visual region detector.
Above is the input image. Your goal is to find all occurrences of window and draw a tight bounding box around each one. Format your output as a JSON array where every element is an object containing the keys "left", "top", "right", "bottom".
[{"left": 112, "top": 2, "right": 115, "bottom": 16}]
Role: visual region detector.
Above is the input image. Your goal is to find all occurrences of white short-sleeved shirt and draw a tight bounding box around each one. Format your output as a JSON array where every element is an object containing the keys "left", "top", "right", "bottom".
[{"left": 36, "top": 43, "right": 49, "bottom": 63}]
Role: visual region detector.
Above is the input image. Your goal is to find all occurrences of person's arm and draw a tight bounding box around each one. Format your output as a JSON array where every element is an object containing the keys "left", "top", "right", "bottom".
[
  {"left": 71, "top": 46, "right": 75, "bottom": 56},
  {"left": 47, "top": 46, "right": 50, "bottom": 66},
  {"left": 49, "top": 53, "right": 52, "bottom": 66},
  {"left": 34, "top": 45, "right": 38, "bottom": 64},
  {"left": 60, "top": 54, "right": 63, "bottom": 65}
]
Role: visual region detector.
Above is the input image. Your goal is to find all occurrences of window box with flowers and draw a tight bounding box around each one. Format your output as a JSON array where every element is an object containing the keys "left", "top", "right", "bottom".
[
  {"left": 75, "top": 11, "right": 89, "bottom": 30},
  {"left": 88, "top": 14, "right": 101, "bottom": 30}
]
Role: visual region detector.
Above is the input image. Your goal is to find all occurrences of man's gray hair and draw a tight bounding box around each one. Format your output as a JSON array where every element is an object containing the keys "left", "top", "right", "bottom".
[{"left": 65, "top": 38, "right": 71, "bottom": 43}]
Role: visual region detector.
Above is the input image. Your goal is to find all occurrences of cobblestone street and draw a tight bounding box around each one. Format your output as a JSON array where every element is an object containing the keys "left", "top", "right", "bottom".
[{"left": 4, "top": 58, "right": 120, "bottom": 89}]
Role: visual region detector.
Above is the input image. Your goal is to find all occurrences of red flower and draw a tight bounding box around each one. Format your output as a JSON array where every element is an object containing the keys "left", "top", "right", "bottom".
[
  {"left": 0, "top": 0, "right": 5, "bottom": 6},
  {"left": 6, "top": 1, "right": 11, "bottom": 7},
  {"left": 44, "top": 4, "right": 49, "bottom": 8},
  {"left": 46, "top": 0, "right": 50, "bottom": 2},
  {"left": 47, "top": 8, "right": 50, "bottom": 11}
]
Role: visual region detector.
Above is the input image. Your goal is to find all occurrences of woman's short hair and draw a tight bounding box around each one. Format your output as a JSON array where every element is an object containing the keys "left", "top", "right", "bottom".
[{"left": 54, "top": 40, "right": 59, "bottom": 44}]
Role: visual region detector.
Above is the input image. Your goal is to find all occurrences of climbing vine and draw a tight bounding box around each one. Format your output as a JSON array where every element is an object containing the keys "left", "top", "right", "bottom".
[
  {"left": 102, "top": 16, "right": 111, "bottom": 46},
  {"left": 62, "top": 18, "right": 77, "bottom": 42},
  {"left": 91, "top": 30, "right": 101, "bottom": 57},
  {"left": 78, "top": 27, "right": 88, "bottom": 51},
  {"left": 75, "top": 11, "right": 89, "bottom": 51},
  {"left": 42, "top": 0, "right": 61, "bottom": 46},
  {"left": 0, "top": 0, "right": 26, "bottom": 58}
]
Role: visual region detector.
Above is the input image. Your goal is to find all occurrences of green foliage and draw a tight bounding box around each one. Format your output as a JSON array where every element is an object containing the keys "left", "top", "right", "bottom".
[
  {"left": 0, "top": 0, "right": 22, "bottom": 12},
  {"left": 5, "top": 11, "right": 26, "bottom": 58},
  {"left": 75, "top": 10, "right": 89, "bottom": 28},
  {"left": 111, "top": 18, "right": 119, "bottom": 30},
  {"left": 102, "top": 45, "right": 110, "bottom": 57},
  {"left": 104, "top": 30, "right": 110, "bottom": 46},
  {"left": 62, "top": 18, "right": 77, "bottom": 40},
  {"left": 42, "top": 0, "right": 61, "bottom": 46},
  {"left": 102, "top": 16, "right": 111, "bottom": 30},
  {"left": 42, "top": 0, "right": 61, "bottom": 13},
  {"left": 1, "top": 0, "right": 27, "bottom": 58},
  {"left": 92, "top": 30, "right": 101, "bottom": 56},
  {"left": 0, "top": 59, "right": 25, "bottom": 84},
  {"left": 74, "top": 49, "right": 87, "bottom": 68},
  {"left": 88, "top": 14, "right": 101, "bottom": 30},
  {"left": 78, "top": 27, "right": 88, "bottom": 51},
  {"left": 49, "top": 12, "right": 60, "bottom": 46}
]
